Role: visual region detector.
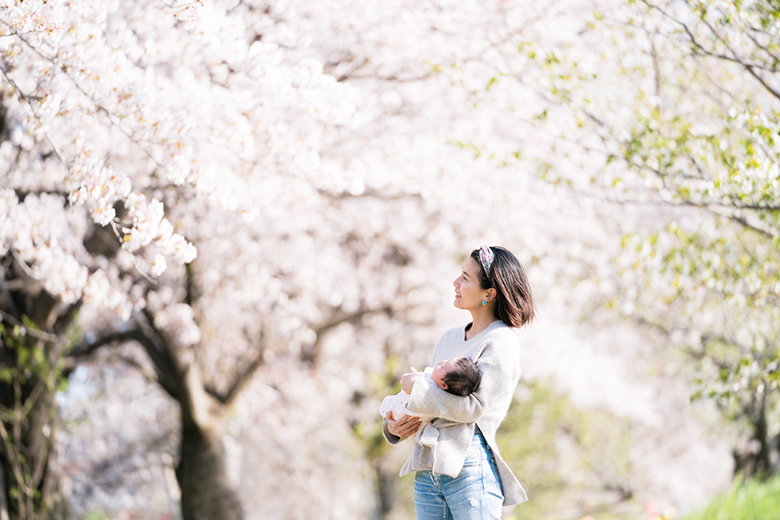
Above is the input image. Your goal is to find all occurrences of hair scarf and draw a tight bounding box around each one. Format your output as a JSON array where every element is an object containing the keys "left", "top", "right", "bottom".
[{"left": 478, "top": 245, "right": 494, "bottom": 281}]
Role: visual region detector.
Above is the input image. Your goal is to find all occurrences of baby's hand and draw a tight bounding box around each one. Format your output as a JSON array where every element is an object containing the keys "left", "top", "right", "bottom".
[{"left": 401, "top": 367, "right": 422, "bottom": 394}]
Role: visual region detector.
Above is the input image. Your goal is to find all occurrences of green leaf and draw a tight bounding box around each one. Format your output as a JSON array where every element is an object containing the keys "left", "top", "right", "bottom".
[{"left": 0, "top": 368, "right": 13, "bottom": 383}]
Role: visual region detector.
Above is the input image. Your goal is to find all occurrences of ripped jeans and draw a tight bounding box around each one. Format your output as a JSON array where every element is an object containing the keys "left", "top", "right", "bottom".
[{"left": 413, "top": 428, "right": 504, "bottom": 520}]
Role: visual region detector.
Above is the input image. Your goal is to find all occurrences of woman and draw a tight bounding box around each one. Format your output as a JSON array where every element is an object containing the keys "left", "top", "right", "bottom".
[{"left": 384, "top": 245, "right": 535, "bottom": 519}]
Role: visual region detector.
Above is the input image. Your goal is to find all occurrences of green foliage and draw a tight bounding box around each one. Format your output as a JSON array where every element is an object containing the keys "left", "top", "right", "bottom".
[
  {"left": 515, "top": 0, "right": 780, "bottom": 477},
  {"left": 355, "top": 356, "right": 402, "bottom": 460},
  {"left": 682, "top": 475, "right": 780, "bottom": 520},
  {"left": 497, "top": 383, "right": 567, "bottom": 515},
  {"left": 497, "top": 381, "right": 637, "bottom": 520},
  {"left": 0, "top": 322, "right": 66, "bottom": 393},
  {"left": 620, "top": 218, "right": 780, "bottom": 419},
  {"left": 0, "top": 319, "right": 71, "bottom": 518},
  {"left": 82, "top": 511, "right": 113, "bottom": 520},
  {"left": 451, "top": 139, "right": 486, "bottom": 159},
  {"left": 353, "top": 355, "right": 419, "bottom": 518}
]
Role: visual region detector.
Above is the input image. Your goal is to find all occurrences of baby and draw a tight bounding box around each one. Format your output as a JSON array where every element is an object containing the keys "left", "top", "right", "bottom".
[{"left": 379, "top": 357, "right": 481, "bottom": 421}]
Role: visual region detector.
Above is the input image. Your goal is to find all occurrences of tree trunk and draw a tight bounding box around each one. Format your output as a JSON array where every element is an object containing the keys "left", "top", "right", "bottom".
[
  {"left": 177, "top": 424, "right": 243, "bottom": 520},
  {"left": 20, "top": 388, "right": 72, "bottom": 520},
  {"left": 0, "top": 357, "right": 73, "bottom": 519},
  {"left": 174, "top": 364, "right": 243, "bottom": 520},
  {"left": 374, "top": 459, "right": 397, "bottom": 519},
  {"left": 733, "top": 389, "right": 773, "bottom": 480},
  {"left": 753, "top": 390, "right": 771, "bottom": 478},
  {"left": 0, "top": 278, "right": 73, "bottom": 520}
]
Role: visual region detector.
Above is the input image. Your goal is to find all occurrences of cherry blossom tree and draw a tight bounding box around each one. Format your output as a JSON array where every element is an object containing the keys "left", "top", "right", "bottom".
[
  {"left": 487, "top": 0, "right": 780, "bottom": 479},
  {"left": 0, "top": 0, "right": 558, "bottom": 517},
  {"left": 0, "top": 0, "right": 367, "bottom": 517},
  {"left": 0, "top": 0, "right": 742, "bottom": 519}
]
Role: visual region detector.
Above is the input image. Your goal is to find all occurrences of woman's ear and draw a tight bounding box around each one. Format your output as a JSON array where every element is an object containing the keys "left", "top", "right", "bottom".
[{"left": 485, "top": 288, "right": 497, "bottom": 302}]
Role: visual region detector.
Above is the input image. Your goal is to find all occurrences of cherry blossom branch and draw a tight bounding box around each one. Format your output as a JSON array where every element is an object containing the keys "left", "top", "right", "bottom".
[
  {"left": 0, "top": 60, "right": 70, "bottom": 166},
  {"left": 566, "top": 104, "right": 780, "bottom": 236},
  {"left": 302, "top": 305, "right": 392, "bottom": 365},
  {"left": 115, "top": 353, "right": 160, "bottom": 388},
  {"left": 68, "top": 330, "right": 142, "bottom": 358},
  {"left": 67, "top": 326, "right": 180, "bottom": 400},
  {"left": 7, "top": 28, "right": 165, "bottom": 169},
  {"left": 217, "top": 346, "right": 266, "bottom": 406},
  {"left": 0, "top": 63, "right": 42, "bottom": 102},
  {"left": 140, "top": 307, "right": 187, "bottom": 383},
  {"left": 0, "top": 309, "right": 65, "bottom": 346},
  {"left": 185, "top": 262, "right": 197, "bottom": 308},
  {"left": 639, "top": 0, "right": 780, "bottom": 102}
]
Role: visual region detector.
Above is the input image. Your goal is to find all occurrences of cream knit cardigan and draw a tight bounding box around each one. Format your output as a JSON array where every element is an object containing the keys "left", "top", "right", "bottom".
[{"left": 383, "top": 320, "right": 527, "bottom": 506}]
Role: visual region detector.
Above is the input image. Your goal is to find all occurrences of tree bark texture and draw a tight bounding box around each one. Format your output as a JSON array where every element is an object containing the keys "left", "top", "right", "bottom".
[
  {"left": 174, "top": 364, "right": 243, "bottom": 520},
  {"left": 177, "top": 424, "right": 243, "bottom": 520}
]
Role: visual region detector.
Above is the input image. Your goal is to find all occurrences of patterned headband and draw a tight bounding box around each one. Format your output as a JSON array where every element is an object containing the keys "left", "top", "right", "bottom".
[{"left": 478, "top": 245, "right": 494, "bottom": 278}]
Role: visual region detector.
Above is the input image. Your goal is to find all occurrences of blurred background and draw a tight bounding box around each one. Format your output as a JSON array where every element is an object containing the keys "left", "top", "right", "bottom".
[{"left": 1, "top": 0, "right": 778, "bottom": 519}]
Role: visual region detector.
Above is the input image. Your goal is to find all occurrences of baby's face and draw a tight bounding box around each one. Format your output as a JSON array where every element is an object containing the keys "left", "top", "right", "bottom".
[{"left": 432, "top": 357, "right": 461, "bottom": 390}]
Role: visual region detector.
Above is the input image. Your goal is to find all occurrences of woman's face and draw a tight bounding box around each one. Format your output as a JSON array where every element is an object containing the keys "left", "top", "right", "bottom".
[{"left": 453, "top": 256, "right": 487, "bottom": 310}]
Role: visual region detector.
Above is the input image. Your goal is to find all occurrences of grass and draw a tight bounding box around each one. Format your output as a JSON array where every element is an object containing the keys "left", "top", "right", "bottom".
[{"left": 682, "top": 475, "right": 780, "bottom": 520}]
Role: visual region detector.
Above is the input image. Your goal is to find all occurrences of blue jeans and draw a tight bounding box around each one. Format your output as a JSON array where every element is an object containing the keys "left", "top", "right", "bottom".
[{"left": 414, "top": 429, "right": 504, "bottom": 520}]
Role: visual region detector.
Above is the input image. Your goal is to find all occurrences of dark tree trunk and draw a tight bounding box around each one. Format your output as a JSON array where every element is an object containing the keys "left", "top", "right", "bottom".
[
  {"left": 177, "top": 424, "right": 243, "bottom": 520},
  {"left": 173, "top": 365, "right": 243, "bottom": 520},
  {"left": 733, "top": 389, "right": 773, "bottom": 480},
  {"left": 753, "top": 391, "right": 771, "bottom": 477},
  {"left": 20, "top": 388, "right": 71, "bottom": 520},
  {"left": 0, "top": 276, "right": 74, "bottom": 520}
]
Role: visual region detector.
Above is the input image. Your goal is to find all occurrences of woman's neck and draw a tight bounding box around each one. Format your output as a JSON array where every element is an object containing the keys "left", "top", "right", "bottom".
[{"left": 465, "top": 309, "right": 497, "bottom": 340}]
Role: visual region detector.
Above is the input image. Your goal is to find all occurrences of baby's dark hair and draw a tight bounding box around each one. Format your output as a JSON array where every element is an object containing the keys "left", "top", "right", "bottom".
[{"left": 442, "top": 357, "right": 482, "bottom": 396}]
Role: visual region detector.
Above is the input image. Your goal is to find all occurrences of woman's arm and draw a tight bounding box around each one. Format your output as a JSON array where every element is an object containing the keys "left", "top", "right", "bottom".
[{"left": 405, "top": 343, "right": 518, "bottom": 423}]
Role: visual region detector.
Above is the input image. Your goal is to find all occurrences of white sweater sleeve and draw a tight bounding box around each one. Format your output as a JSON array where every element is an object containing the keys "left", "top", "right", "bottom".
[{"left": 405, "top": 341, "right": 516, "bottom": 423}]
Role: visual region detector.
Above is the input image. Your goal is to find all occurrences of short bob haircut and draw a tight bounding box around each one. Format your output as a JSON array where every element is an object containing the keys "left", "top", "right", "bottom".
[{"left": 470, "top": 246, "right": 535, "bottom": 328}]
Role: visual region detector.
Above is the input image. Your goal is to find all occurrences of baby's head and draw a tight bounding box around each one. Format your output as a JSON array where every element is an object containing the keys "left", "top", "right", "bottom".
[{"left": 431, "top": 357, "right": 481, "bottom": 396}]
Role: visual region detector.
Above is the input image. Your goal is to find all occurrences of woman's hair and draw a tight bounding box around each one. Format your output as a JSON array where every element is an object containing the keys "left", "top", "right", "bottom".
[
  {"left": 441, "top": 357, "right": 482, "bottom": 396},
  {"left": 470, "top": 246, "right": 535, "bottom": 328}
]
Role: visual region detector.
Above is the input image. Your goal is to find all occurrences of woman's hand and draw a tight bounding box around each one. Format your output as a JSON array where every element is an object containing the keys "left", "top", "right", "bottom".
[{"left": 386, "top": 411, "right": 421, "bottom": 440}]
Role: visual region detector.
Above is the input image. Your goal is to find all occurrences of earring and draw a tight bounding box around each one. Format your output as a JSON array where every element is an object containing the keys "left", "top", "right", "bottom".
[{"left": 482, "top": 300, "right": 487, "bottom": 306}]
